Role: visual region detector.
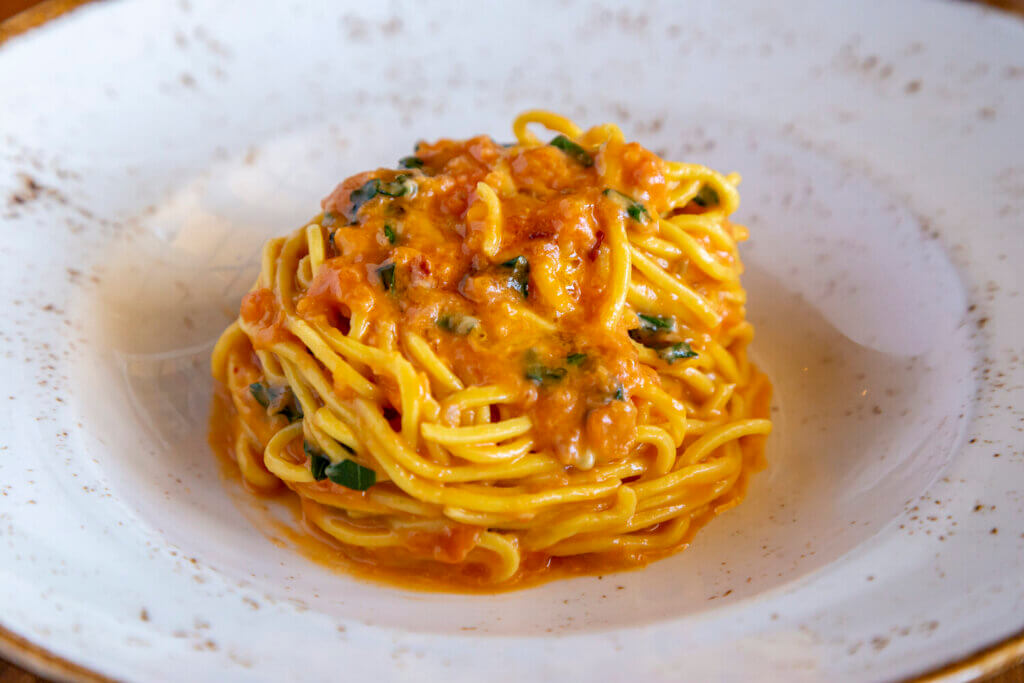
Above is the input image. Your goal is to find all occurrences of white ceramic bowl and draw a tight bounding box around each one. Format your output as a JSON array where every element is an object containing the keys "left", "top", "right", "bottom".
[{"left": 1, "top": 1, "right": 1022, "bottom": 680}]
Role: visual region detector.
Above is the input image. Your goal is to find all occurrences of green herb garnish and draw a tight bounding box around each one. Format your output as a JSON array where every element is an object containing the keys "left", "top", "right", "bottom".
[
  {"left": 249, "top": 382, "right": 302, "bottom": 422},
  {"left": 305, "top": 441, "right": 330, "bottom": 481},
  {"left": 325, "top": 459, "right": 376, "bottom": 491},
  {"left": 501, "top": 255, "right": 530, "bottom": 298},
  {"left": 526, "top": 365, "right": 567, "bottom": 384},
  {"left": 437, "top": 313, "right": 479, "bottom": 335},
  {"left": 322, "top": 211, "right": 337, "bottom": 227},
  {"left": 566, "top": 352, "right": 587, "bottom": 366},
  {"left": 692, "top": 184, "right": 719, "bottom": 208},
  {"left": 613, "top": 384, "right": 625, "bottom": 401},
  {"left": 550, "top": 135, "right": 594, "bottom": 167},
  {"left": 629, "top": 314, "right": 678, "bottom": 349},
  {"left": 249, "top": 382, "right": 271, "bottom": 409},
  {"left": 377, "top": 263, "right": 396, "bottom": 291},
  {"left": 602, "top": 189, "right": 650, "bottom": 224},
  {"left": 399, "top": 156, "right": 423, "bottom": 169},
  {"left": 383, "top": 224, "right": 397, "bottom": 244},
  {"left": 524, "top": 350, "right": 567, "bottom": 385},
  {"left": 658, "top": 342, "right": 698, "bottom": 364},
  {"left": 346, "top": 180, "right": 380, "bottom": 223},
  {"left": 305, "top": 441, "right": 374, "bottom": 490},
  {"left": 378, "top": 174, "right": 417, "bottom": 198},
  {"left": 637, "top": 314, "right": 674, "bottom": 331},
  {"left": 346, "top": 176, "right": 417, "bottom": 223}
]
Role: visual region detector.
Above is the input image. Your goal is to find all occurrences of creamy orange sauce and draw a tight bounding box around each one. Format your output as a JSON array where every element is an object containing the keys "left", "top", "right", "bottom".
[
  {"left": 294, "top": 135, "right": 723, "bottom": 467},
  {"left": 211, "top": 116, "right": 771, "bottom": 591},
  {"left": 211, "top": 388, "right": 735, "bottom": 593}
]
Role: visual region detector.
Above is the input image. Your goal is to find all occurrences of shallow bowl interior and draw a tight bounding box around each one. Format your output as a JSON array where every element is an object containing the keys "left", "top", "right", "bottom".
[{"left": 70, "top": 111, "right": 973, "bottom": 635}]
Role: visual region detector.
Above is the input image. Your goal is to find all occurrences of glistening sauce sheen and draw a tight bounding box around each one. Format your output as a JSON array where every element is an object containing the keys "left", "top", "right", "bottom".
[
  {"left": 210, "top": 111, "right": 772, "bottom": 590},
  {"left": 210, "top": 388, "right": 735, "bottom": 593}
]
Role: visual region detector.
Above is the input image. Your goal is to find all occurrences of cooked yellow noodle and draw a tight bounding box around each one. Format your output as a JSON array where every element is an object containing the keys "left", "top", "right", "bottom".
[{"left": 210, "top": 111, "right": 772, "bottom": 588}]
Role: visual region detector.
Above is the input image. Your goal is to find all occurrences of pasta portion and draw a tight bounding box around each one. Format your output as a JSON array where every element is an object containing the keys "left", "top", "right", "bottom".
[{"left": 210, "top": 111, "right": 772, "bottom": 588}]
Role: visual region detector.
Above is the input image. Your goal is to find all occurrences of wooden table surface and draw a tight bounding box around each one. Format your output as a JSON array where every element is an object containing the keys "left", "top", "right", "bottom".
[{"left": 0, "top": 0, "right": 1022, "bottom": 680}]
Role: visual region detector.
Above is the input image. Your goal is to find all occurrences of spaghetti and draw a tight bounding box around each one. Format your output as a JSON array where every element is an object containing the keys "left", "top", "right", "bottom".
[{"left": 210, "top": 111, "right": 772, "bottom": 588}]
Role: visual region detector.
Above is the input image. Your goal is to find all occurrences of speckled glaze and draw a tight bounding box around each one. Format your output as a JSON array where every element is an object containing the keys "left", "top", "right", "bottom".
[{"left": 1, "top": 1, "right": 1022, "bottom": 681}]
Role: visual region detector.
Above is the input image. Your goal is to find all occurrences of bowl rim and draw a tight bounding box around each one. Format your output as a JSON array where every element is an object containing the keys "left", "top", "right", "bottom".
[{"left": 1, "top": 1, "right": 1022, "bottom": 681}]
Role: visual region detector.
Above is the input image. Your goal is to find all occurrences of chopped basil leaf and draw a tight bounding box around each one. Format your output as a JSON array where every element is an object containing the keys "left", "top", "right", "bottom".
[
  {"left": 325, "top": 459, "right": 376, "bottom": 491},
  {"left": 630, "top": 314, "right": 678, "bottom": 348},
  {"left": 501, "top": 255, "right": 530, "bottom": 298},
  {"left": 305, "top": 441, "right": 373, "bottom": 489},
  {"left": 437, "top": 313, "right": 479, "bottom": 335},
  {"left": 377, "top": 263, "right": 396, "bottom": 291},
  {"left": 249, "top": 382, "right": 271, "bottom": 408},
  {"left": 613, "top": 384, "right": 625, "bottom": 401},
  {"left": 658, "top": 342, "right": 698, "bottom": 364},
  {"left": 526, "top": 365, "right": 567, "bottom": 384},
  {"left": 250, "top": 382, "right": 302, "bottom": 422},
  {"left": 305, "top": 441, "right": 330, "bottom": 481},
  {"left": 524, "top": 350, "right": 567, "bottom": 385},
  {"left": 566, "top": 352, "right": 587, "bottom": 366},
  {"left": 383, "top": 224, "right": 397, "bottom": 244},
  {"left": 399, "top": 156, "right": 423, "bottom": 169},
  {"left": 602, "top": 189, "right": 650, "bottom": 224},
  {"left": 637, "top": 313, "right": 674, "bottom": 331},
  {"left": 346, "top": 179, "right": 380, "bottom": 222},
  {"left": 347, "top": 175, "right": 417, "bottom": 224},
  {"left": 549, "top": 135, "right": 594, "bottom": 167},
  {"left": 378, "top": 174, "right": 417, "bottom": 198},
  {"left": 322, "top": 211, "right": 337, "bottom": 227},
  {"left": 692, "top": 184, "right": 719, "bottom": 208}
]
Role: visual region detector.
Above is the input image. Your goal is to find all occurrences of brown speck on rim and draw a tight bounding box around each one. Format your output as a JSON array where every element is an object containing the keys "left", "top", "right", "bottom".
[
  {"left": 904, "top": 80, "right": 922, "bottom": 94},
  {"left": 380, "top": 16, "right": 403, "bottom": 35},
  {"left": 978, "top": 107, "right": 996, "bottom": 120},
  {"left": 990, "top": 527, "right": 998, "bottom": 535},
  {"left": 140, "top": 608, "right": 150, "bottom": 621},
  {"left": 8, "top": 173, "right": 43, "bottom": 207}
]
